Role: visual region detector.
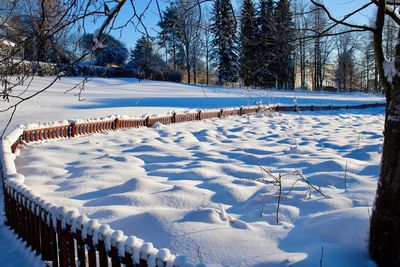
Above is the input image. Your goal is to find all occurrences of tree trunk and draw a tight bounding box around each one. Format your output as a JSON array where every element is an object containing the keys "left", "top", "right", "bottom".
[{"left": 370, "top": 22, "right": 400, "bottom": 267}]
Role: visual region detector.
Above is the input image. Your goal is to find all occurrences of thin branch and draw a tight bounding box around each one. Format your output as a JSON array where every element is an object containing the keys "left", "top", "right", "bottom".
[{"left": 310, "top": 0, "right": 375, "bottom": 32}]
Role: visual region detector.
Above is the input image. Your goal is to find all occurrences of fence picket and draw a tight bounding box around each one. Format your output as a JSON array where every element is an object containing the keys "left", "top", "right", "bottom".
[
  {"left": 65, "top": 224, "right": 77, "bottom": 267},
  {"left": 109, "top": 246, "right": 120, "bottom": 267},
  {"left": 57, "top": 220, "right": 69, "bottom": 267},
  {"left": 98, "top": 240, "right": 108, "bottom": 267},
  {"left": 74, "top": 229, "right": 86, "bottom": 267},
  {"left": 86, "top": 235, "right": 97, "bottom": 267}
]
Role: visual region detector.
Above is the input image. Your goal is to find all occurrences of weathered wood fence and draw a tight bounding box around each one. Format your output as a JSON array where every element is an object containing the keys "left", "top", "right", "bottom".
[
  {"left": 11, "top": 102, "right": 385, "bottom": 152},
  {"left": 1, "top": 102, "right": 385, "bottom": 267},
  {"left": 1, "top": 173, "right": 186, "bottom": 267}
]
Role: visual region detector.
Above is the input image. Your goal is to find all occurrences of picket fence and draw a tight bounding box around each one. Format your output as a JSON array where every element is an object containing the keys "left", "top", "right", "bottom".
[{"left": 1, "top": 102, "right": 385, "bottom": 267}]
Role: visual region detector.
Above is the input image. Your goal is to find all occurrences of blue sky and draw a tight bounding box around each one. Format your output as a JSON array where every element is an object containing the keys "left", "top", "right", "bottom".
[{"left": 85, "top": 0, "right": 375, "bottom": 50}]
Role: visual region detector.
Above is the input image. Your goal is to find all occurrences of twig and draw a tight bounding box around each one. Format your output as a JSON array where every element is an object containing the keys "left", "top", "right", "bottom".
[
  {"left": 344, "top": 161, "right": 349, "bottom": 192},
  {"left": 276, "top": 174, "right": 282, "bottom": 223},
  {"left": 320, "top": 245, "right": 324, "bottom": 267}
]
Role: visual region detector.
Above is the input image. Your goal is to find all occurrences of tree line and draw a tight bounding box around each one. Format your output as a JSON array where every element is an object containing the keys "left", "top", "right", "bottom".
[{"left": 0, "top": 0, "right": 397, "bottom": 92}]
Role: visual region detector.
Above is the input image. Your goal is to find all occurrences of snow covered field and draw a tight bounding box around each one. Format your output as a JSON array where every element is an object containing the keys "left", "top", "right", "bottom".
[
  {"left": 15, "top": 112, "right": 383, "bottom": 265},
  {"left": 1, "top": 77, "right": 384, "bottom": 134},
  {"left": 2, "top": 78, "right": 385, "bottom": 266}
]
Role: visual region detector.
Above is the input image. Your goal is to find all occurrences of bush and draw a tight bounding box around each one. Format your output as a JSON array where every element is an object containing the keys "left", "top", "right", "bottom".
[
  {"left": 165, "top": 71, "right": 182, "bottom": 82},
  {"left": 151, "top": 71, "right": 164, "bottom": 81},
  {"left": 66, "top": 64, "right": 115, "bottom": 77},
  {"left": 0, "top": 60, "right": 59, "bottom": 76}
]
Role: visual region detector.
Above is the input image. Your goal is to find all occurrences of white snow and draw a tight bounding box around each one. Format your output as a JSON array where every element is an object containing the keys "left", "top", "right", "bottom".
[
  {"left": 0, "top": 77, "right": 384, "bottom": 135},
  {"left": 15, "top": 110, "right": 383, "bottom": 265},
  {"left": 0, "top": 77, "right": 385, "bottom": 266},
  {"left": 0, "top": 39, "right": 16, "bottom": 48},
  {"left": 383, "top": 60, "right": 397, "bottom": 83}
]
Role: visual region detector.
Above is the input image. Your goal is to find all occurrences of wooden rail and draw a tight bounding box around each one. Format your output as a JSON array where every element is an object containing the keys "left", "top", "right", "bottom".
[{"left": 10, "top": 102, "right": 386, "bottom": 152}]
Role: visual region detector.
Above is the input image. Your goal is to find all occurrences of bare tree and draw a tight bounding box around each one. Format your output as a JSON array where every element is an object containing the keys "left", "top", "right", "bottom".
[
  {"left": 309, "top": 1, "right": 400, "bottom": 265},
  {"left": 359, "top": 33, "right": 377, "bottom": 92},
  {"left": 306, "top": 0, "right": 335, "bottom": 91},
  {"left": 293, "top": 0, "right": 308, "bottom": 90},
  {"left": 384, "top": 14, "right": 399, "bottom": 61},
  {"left": 0, "top": 0, "right": 156, "bottom": 136},
  {"left": 176, "top": 0, "right": 202, "bottom": 84},
  {"left": 202, "top": 8, "right": 212, "bottom": 86},
  {"left": 334, "top": 28, "right": 361, "bottom": 92}
]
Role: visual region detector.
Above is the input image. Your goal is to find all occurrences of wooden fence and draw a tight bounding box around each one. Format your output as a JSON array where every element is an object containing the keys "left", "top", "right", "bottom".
[
  {"left": 10, "top": 102, "right": 385, "bottom": 152},
  {"left": 1, "top": 102, "right": 385, "bottom": 266},
  {"left": 1, "top": 183, "right": 172, "bottom": 267}
]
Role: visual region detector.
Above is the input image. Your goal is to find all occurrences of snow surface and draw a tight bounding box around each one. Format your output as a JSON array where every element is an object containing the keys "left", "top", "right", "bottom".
[
  {"left": 15, "top": 105, "right": 384, "bottom": 265},
  {"left": 1, "top": 77, "right": 386, "bottom": 266},
  {"left": 0, "top": 77, "right": 384, "bottom": 135}
]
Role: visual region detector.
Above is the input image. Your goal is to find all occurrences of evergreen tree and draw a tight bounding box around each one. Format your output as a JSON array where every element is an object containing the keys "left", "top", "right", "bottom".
[
  {"left": 255, "top": 0, "right": 275, "bottom": 88},
  {"left": 127, "top": 36, "right": 166, "bottom": 79},
  {"left": 210, "top": 0, "right": 239, "bottom": 85},
  {"left": 239, "top": 0, "right": 257, "bottom": 87},
  {"left": 273, "top": 0, "right": 295, "bottom": 89},
  {"left": 80, "top": 33, "right": 128, "bottom": 67}
]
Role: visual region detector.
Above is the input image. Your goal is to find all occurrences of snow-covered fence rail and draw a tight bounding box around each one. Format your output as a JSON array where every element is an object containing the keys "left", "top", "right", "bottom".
[{"left": 0, "top": 102, "right": 385, "bottom": 267}]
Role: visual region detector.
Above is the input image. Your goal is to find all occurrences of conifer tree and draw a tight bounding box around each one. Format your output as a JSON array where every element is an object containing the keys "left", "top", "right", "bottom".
[
  {"left": 239, "top": 0, "right": 257, "bottom": 87},
  {"left": 273, "top": 0, "right": 295, "bottom": 89},
  {"left": 210, "top": 0, "right": 239, "bottom": 85},
  {"left": 127, "top": 36, "right": 165, "bottom": 79},
  {"left": 255, "top": 0, "right": 275, "bottom": 88}
]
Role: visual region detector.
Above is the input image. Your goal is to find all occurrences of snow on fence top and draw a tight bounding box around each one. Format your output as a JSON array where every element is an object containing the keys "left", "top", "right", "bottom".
[{"left": 0, "top": 102, "right": 385, "bottom": 266}]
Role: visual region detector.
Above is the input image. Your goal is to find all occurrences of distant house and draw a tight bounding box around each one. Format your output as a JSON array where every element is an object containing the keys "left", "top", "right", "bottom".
[
  {"left": 295, "top": 63, "right": 337, "bottom": 91},
  {"left": 0, "top": 38, "right": 15, "bottom": 58}
]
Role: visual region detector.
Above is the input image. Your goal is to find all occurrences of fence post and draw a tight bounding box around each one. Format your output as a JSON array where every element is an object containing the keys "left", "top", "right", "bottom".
[
  {"left": 110, "top": 245, "right": 121, "bottom": 267},
  {"left": 57, "top": 219, "right": 68, "bottom": 267},
  {"left": 146, "top": 116, "right": 150, "bottom": 127},
  {"left": 49, "top": 218, "right": 59, "bottom": 267},
  {"left": 198, "top": 110, "right": 202, "bottom": 120},
  {"left": 124, "top": 252, "right": 134, "bottom": 267},
  {"left": 22, "top": 196, "right": 29, "bottom": 242},
  {"left": 219, "top": 109, "right": 224, "bottom": 118},
  {"left": 172, "top": 113, "right": 176, "bottom": 124},
  {"left": 114, "top": 118, "right": 119, "bottom": 130},
  {"left": 65, "top": 224, "right": 77, "bottom": 267},
  {"left": 239, "top": 107, "right": 243, "bottom": 116},
  {"left": 32, "top": 203, "right": 40, "bottom": 255},
  {"left": 98, "top": 240, "right": 108, "bottom": 267},
  {"left": 75, "top": 229, "right": 86, "bottom": 267},
  {"left": 70, "top": 122, "right": 76, "bottom": 137},
  {"left": 40, "top": 209, "right": 50, "bottom": 261},
  {"left": 86, "top": 235, "right": 97, "bottom": 267}
]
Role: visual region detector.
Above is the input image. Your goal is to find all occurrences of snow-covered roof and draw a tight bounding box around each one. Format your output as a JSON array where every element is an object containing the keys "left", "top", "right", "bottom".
[{"left": 0, "top": 39, "right": 15, "bottom": 47}]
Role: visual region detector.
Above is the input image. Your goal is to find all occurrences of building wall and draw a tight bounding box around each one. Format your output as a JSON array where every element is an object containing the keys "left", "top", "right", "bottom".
[{"left": 294, "top": 63, "right": 337, "bottom": 90}]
